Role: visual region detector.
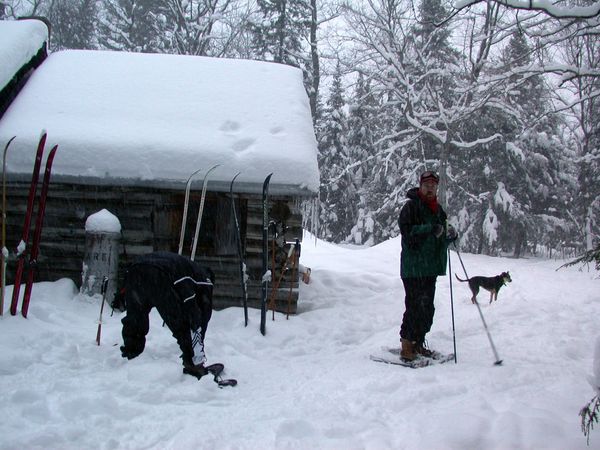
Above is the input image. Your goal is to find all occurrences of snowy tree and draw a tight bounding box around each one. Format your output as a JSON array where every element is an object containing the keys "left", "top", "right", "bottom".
[
  {"left": 97, "top": 0, "right": 165, "bottom": 52},
  {"left": 156, "top": 0, "right": 239, "bottom": 56},
  {"left": 96, "top": 0, "right": 251, "bottom": 56},
  {"left": 339, "top": 0, "right": 511, "bottom": 245},
  {"left": 246, "top": 0, "right": 321, "bottom": 120},
  {"left": 556, "top": 16, "right": 600, "bottom": 252},
  {"left": 317, "top": 61, "right": 355, "bottom": 241},
  {"left": 344, "top": 73, "right": 380, "bottom": 244},
  {"left": 47, "top": 0, "right": 97, "bottom": 50}
]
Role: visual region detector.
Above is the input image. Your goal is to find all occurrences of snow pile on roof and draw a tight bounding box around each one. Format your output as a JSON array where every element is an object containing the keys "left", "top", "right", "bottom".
[
  {"left": 0, "top": 20, "right": 48, "bottom": 92},
  {"left": 0, "top": 50, "right": 320, "bottom": 195}
]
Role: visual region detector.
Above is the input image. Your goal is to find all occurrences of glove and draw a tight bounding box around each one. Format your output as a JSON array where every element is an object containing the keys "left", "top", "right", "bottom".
[
  {"left": 432, "top": 224, "right": 444, "bottom": 238},
  {"left": 183, "top": 363, "right": 208, "bottom": 380},
  {"left": 447, "top": 225, "right": 458, "bottom": 242},
  {"left": 120, "top": 345, "right": 142, "bottom": 360}
]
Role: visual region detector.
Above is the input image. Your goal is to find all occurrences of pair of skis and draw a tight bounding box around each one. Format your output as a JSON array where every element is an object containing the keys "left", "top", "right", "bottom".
[
  {"left": 178, "top": 167, "right": 240, "bottom": 388},
  {"left": 178, "top": 168, "right": 273, "bottom": 335},
  {"left": 229, "top": 171, "right": 273, "bottom": 334},
  {"left": 178, "top": 164, "right": 220, "bottom": 261},
  {"left": 6, "top": 133, "right": 58, "bottom": 318}
]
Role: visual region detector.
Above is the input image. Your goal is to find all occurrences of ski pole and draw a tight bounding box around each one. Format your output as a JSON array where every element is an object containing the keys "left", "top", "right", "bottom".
[
  {"left": 268, "top": 242, "right": 293, "bottom": 318},
  {"left": 286, "top": 239, "right": 300, "bottom": 319},
  {"left": 453, "top": 243, "right": 502, "bottom": 366},
  {"left": 96, "top": 276, "right": 109, "bottom": 346},
  {"left": 447, "top": 248, "right": 457, "bottom": 363}
]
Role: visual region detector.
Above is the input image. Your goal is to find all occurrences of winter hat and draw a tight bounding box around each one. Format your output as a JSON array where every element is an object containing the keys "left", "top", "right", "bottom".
[{"left": 420, "top": 171, "right": 440, "bottom": 185}]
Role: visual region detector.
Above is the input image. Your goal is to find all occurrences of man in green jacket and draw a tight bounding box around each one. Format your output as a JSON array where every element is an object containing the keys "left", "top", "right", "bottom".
[{"left": 398, "top": 171, "right": 457, "bottom": 361}]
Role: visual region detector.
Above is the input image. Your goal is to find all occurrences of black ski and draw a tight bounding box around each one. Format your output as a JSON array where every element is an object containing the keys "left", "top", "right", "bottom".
[
  {"left": 260, "top": 173, "right": 273, "bottom": 336},
  {"left": 229, "top": 172, "right": 248, "bottom": 327},
  {"left": 206, "top": 363, "right": 237, "bottom": 388}
]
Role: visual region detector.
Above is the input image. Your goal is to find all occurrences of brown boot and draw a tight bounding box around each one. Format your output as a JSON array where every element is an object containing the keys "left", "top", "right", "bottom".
[
  {"left": 414, "top": 342, "right": 434, "bottom": 358},
  {"left": 400, "top": 338, "right": 417, "bottom": 361}
]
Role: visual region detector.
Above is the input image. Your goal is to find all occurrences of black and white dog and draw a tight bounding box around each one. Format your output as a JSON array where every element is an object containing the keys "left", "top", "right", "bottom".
[{"left": 455, "top": 272, "right": 512, "bottom": 304}]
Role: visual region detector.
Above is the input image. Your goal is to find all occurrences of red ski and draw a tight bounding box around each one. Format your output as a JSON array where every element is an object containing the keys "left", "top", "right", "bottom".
[
  {"left": 1, "top": 136, "right": 16, "bottom": 316},
  {"left": 10, "top": 132, "right": 46, "bottom": 316},
  {"left": 21, "top": 144, "right": 58, "bottom": 317}
]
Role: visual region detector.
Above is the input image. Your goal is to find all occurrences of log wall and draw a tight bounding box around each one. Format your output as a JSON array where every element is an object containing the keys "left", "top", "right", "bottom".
[{"left": 4, "top": 181, "right": 303, "bottom": 314}]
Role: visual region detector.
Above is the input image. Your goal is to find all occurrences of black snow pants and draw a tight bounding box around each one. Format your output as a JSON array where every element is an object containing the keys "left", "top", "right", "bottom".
[
  {"left": 399, "top": 276, "right": 437, "bottom": 345},
  {"left": 120, "top": 265, "right": 211, "bottom": 366}
]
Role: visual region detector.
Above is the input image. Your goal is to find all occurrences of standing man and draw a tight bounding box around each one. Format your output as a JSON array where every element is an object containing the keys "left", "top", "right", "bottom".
[
  {"left": 398, "top": 171, "right": 457, "bottom": 361},
  {"left": 119, "top": 251, "right": 215, "bottom": 379}
]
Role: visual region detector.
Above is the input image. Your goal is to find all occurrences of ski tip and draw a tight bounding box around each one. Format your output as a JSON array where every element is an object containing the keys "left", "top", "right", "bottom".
[{"left": 5, "top": 135, "right": 16, "bottom": 148}]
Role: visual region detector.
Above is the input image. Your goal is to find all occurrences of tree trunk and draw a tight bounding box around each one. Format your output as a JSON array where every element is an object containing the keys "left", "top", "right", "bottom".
[{"left": 438, "top": 140, "right": 450, "bottom": 209}]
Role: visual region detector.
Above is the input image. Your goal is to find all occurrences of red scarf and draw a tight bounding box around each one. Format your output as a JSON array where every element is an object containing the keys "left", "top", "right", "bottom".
[{"left": 418, "top": 190, "right": 439, "bottom": 214}]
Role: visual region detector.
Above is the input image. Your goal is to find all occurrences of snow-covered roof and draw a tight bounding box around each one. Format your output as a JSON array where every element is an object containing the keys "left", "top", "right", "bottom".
[
  {"left": 0, "top": 49, "right": 320, "bottom": 195},
  {"left": 0, "top": 19, "right": 48, "bottom": 92}
]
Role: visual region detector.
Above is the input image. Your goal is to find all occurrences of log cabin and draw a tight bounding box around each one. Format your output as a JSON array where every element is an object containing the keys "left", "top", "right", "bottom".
[{"left": 0, "top": 19, "right": 319, "bottom": 315}]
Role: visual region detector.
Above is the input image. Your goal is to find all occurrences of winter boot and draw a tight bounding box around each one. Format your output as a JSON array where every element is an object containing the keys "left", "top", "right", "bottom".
[
  {"left": 414, "top": 341, "right": 434, "bottom": 358},
  {"left": 400, "top": 338, "right": 417, "bottom": 361}
]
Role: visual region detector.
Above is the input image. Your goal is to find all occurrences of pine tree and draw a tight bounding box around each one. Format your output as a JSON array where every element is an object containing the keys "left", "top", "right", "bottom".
[
  {"left": 500, "top": 31, "right": 574, "bottom": 255},
  {"left": 345, "top": 73, "right": 380, "bottom": 244},
  {"left": 247, "top": 0, "right": 319, "bottom": 119},
  {"left": 48, "top": 0, "right": 98, "bottom": 50},
  {"left": 317, "top": 61, "right": 355, "bottom": 242},
  {"left": 247, "top": 0, "right": 310, "bottom": 65},
  {"left": 97, "top": 0, "right": 165, "bottom": 52}
]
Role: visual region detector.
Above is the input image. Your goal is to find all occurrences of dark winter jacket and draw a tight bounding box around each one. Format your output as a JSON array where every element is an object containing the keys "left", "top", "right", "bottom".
[
  {"left": 398, "top": 187, "right": 450, "bottom": 278},
  {"left": 120, "top": 251, "right": 215, "bottom": 364},
  {"left": 129, "top": 251, "right": 215, "bottom": 304}
]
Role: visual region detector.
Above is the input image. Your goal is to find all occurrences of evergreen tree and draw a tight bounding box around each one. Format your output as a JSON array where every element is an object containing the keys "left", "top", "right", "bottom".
[
  {"left": 317, "top": 61, "right": 355, "bottom": 242},
  {"left": 247, "top": 0, "right": 310, "bottom": 65},
  {"left": 97, "top": 0, "right": 165, "bottom": 52},
  {"left": 246, "top": 0, "right": 319, "bottom": 119},
  {"left": 345, "top": 73, "right": 380, "bottom": 244},
  {"left": 500, "top": 31, "right": 575, "bottom": 255},
  {"left": 47, "top": 0, "right": 98, "bottom": 50}
]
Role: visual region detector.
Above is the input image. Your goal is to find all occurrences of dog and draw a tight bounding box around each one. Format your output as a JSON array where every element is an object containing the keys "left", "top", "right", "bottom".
[{"left": 455, "top": 272, "right": 512, "bottom": 304}]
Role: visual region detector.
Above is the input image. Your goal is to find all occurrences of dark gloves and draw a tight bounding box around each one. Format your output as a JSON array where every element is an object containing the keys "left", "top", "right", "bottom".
[
  {"left": 183, "top": 363, "right": 208, "bottom": 380},
  {"left": 120, "top": 345, "right": 142, "bottom": 360},
  {"left": 432, "top": 224, "right": 458, "bottom": 241},
  {"left": 446, "top": 225, "right": 458, "bottom": 242},
  {"left": 432, "top": 224, "right": 444, "bottom": 238}
]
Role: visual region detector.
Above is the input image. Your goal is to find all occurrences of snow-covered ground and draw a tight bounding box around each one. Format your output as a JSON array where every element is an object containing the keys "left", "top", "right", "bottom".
[{"left": 1, "top": 233, "right": 599, "bottom": 449}]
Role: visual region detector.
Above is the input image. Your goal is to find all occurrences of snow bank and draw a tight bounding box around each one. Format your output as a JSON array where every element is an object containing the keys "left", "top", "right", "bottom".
[{"left": 1, "top": 235, "right": 599, "bottom": 448}]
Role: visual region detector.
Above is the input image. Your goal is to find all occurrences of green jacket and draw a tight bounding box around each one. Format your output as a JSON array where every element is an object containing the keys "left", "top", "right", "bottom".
[{"left": 398, "top": 187, "right": 450, "bottom": 278}]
